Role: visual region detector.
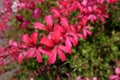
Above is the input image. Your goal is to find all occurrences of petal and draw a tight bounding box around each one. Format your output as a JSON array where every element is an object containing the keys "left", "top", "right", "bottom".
[
  {"left": 67, "top": 32, "right": 78, "bottom": 46},
  {"left": 36, "top": 50, "right": 42, "bottom": 63},
  {"left": 0, "top": 58, "right": 4, "bottom": 66},
  {"left": 48, "top": 47, "right": 57, "bottom": 64},
  {"left": 83, "top": 29, "right": 87, "bottom": 38},
  {"left": 34, "top": 22, "right": 48, "bottom": 31},
  {"left": 58, "top": 48, "right": 66, "bottom": 62},
  {"left": 93, "top": 77, "right": 98, "bottom": 80},
  {"left": 59, "top": 45, "right": 72, "bottom": 54},
  {"left": 38, "top": 47, "right": 50, "bottom": 55},
  {"left": 40, "top": 37, "right": 54, "bottom": 47},
  {"left": 60, "top": 17, "right": 69, "bottom": 30},
  {"left": 30, "top": 32, "right": 38, "bottom": 45},
  {"left": 9, "top": 40, "right": 18, "bottom": 47},
  {"left": 18, "top": 53, "right": 24, "bottom": 64},
  {"left": 115, "top": 68, "right": 120, "bottom": 75},
  {"left": 27, "top": 48, "right": 35, "bottom": 58},
  {"left": 52, "top": 24, "right": 63, "bottom": 43},
  {"left": 86, "top": 30, "right": 92, "bottom": 36},
  {"left": 51, "top": 8, "right": 61, "bottom": 18},
  {"left": 32, "top": 8, "right": 42, "bottom": 19},
  {"left": 65, "top": 37, "right": 72, "bottom": 47},
  {"left": 109, "top": 75, "right": 118, "bottom": 80},
  {"left": 22, "top": 34, "right": 29, "bottom": 44},
  {"left": 45, "top": 15, "right": 53, "bottom": 30}
]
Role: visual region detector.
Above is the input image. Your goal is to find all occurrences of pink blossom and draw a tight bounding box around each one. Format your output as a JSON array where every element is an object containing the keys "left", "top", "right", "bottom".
[
  {"left": 34, "top": 15, "right": 53, "bottom": 32},
  {"left": 40, "top": 24, "right": 72, "bottom": 64},
  {"left": 32, "top": 8, "right": 42, "bottom": 19},
  {"left": 109, "top": 68, "right": 120, "bottom": 80}
]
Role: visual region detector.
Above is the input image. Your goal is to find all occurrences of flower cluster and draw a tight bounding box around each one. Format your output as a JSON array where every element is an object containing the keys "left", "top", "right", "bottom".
[
  {"left": 0, "top": 0, "right": 118, "bottom": 65},
  {"left": 0, "top": 0, "right": 118, "bottom": 79}
]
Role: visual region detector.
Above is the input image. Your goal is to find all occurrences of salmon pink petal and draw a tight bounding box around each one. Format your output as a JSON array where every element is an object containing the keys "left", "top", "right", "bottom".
[
  {"left": 36, "top": 50, "right": 42, "bottom": 63},
  {"left": 22, "top": 34, "right": 29, "bottom": 44},
  {"left": 40, "top": 37, "right": 54, "bottom": 47},
  {"left": 58, "top": 48, "right": 66, "bottom": 62},
  {"left": 34, "top": 22, "right": 48, "bottom": 31},
  {"left": 59, "top": 45, "right": 72, "bottom": 54},
  {"left": 48, "top": 47, "right": 57, "bottom": 64},
  {"left": 45, "top": 15, "right": 53, "bottom": 30}
]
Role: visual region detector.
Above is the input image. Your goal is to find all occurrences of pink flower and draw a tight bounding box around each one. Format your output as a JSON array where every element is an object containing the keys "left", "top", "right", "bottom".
[
  {"left": 25, "top": 1, "right": 35, "bottom": 10},
  {"left": 18, "top": 32, "right": 43, "bottom": 63},
  {"left": 19, "top": 20, "right": 30, "bottom": 29},
  {"left": 16, "top": 15, "right": 24, "bottom": 22},
  {"left": 0, "top": 21, "right": 6, "bottom": 30},
  {"left": 32, "top": 8, "right": 42, "bottom": 19},
  {"left": 40, "top": 24, "right": 72, "bottom": 64},
  {"left": 51, "top": 8, "right": 61, "bottom": 18},
  {"left": 106, "top": 0, "right": 117, "bottom": 4},
  {"left": 22, "top": 32, "right": 38, "bottom": 46},
  {"left": 34, "top": 15, "right": 53, "bottom": 32},
  {"left": 109, "top": 68, "right": 120, "bottom": 80}
]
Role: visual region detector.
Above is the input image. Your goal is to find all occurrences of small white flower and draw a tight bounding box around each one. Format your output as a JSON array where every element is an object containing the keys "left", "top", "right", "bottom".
[{"left": 11, "top": 0, "right": 19, "bottom": 13}]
